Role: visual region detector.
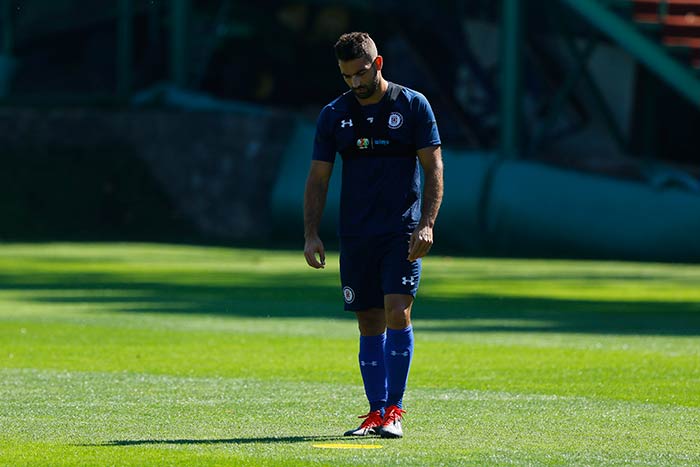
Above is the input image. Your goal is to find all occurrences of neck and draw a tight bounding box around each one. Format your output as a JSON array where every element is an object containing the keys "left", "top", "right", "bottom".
[{"left": 356, "top": 78, "right": 389, "bottom": 106}]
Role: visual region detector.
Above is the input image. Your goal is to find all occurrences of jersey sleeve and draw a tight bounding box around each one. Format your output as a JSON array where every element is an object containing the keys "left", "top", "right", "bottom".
[
  {"left": 412, "top": 93, "right": 441, "bottom": 149},
  {"left": 311, "top": 106, "right": 337, "bottom": 163}
]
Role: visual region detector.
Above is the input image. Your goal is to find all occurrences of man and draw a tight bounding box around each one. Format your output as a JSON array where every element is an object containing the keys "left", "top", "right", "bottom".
[{"left": 303, "top": 32, "right": 443, "bottom": 439}]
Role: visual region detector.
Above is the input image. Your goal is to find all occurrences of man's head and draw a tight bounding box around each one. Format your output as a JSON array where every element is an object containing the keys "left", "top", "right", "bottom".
[
  {"left": 334, "top": 32, "right": 384, "bottom": 101},
  {"left": 334, "top": 31, "right": 377, "bottom": 62}
]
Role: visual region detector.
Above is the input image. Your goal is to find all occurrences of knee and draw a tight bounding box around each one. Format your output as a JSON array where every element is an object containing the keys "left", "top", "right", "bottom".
[
  {"left": 385, "top": 302, "right": 411, "bottom": 329},
  {"left": 386, "top": 310, "right": 410, "bottom": 329},
  {"left": 356, "top": 309, "right": 386, "bottom": 336}
]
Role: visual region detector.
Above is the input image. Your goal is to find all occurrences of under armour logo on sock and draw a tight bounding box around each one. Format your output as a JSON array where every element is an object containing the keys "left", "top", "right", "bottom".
[
  {"left": 340, "top": 119, "right": 353, "bottom": 128},
  {"left": 361, "top": 360, "right": 379, "bottom": 366},
  {"left": 401, "top": 276, "right": 415, "bottom": 286},
  {"left": 390, "top": 350, "right": 409, "bottom": 357}
]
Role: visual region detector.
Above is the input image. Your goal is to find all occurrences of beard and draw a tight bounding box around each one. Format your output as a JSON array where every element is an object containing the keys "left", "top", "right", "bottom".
[{"left": 352, "top": 69, "right": 379, "bottom": 99}]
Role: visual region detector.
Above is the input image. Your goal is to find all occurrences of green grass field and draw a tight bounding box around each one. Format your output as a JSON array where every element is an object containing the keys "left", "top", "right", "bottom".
[{"left": 1, "top": 243, "right": 700, "bottom": 466}]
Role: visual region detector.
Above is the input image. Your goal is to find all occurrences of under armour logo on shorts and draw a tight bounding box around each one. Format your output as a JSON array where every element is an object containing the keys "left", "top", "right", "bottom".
[{"left": 402, "top": 276, "right": 415, "bottom": 286}]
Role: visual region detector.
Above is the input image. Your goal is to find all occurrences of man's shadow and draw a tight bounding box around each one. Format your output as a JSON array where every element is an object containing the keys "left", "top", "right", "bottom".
[{"left": 85, "top": 435, "right": 350, "bottom": 446}]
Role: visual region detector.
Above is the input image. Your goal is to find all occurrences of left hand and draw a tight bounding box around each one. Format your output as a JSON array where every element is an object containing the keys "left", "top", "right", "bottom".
[{"left": 408, "top": 224, "right": 433, "bottom": 261}]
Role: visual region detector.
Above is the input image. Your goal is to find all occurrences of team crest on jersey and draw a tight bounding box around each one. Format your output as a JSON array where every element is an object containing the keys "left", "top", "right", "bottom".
[
  {"left": 343, "top": 286, "right": 355, "bottom": 304},
  {"left": 356, "top": 138, "right": 370, "bottom": 150},
  {"left": 388, "top": 112, "right": 404, "bottom": 129}
]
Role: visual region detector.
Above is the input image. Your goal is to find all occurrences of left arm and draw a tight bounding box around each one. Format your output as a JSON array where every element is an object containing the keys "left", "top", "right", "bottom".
[{"left": 408, "top": 145, "right": 444, "bottom": 261}]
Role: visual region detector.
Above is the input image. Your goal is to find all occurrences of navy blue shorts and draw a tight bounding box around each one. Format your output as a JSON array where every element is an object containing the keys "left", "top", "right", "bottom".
[{"left": 339, "top": 232, "right": 422, "bottom": 311}]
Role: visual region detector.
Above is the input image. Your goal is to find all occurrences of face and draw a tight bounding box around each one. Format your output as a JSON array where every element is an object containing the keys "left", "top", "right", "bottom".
[{"left": 338, "top": 57, "right": 380, "bottom": 100}]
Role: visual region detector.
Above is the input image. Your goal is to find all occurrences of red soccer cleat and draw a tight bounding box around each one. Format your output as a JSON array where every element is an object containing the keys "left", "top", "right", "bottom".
[
  {"left": 377, "top": 405, "right": 405, "bottom": 438},
  {"left": 343, "top": 410, "right": 383, "bottom": 436}
]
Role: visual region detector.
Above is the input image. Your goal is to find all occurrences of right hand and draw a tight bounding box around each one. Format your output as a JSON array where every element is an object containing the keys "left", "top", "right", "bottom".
[{"left": 304, "top": 236, "right": 326, "bottom": 269}]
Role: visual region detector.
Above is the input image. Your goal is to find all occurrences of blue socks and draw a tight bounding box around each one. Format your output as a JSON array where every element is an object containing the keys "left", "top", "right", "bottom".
[
  {"left": 358, "top": 326, "right": 413, "bottom": 412},
  {"left": 385, "top": 326, "right": 414, "bottom": 409},
  {"left": 358, "top": 326, "right": 414, "bottom": 412},
  {"left": 358, "top": 333, "right": 387, "bottom": 413}
]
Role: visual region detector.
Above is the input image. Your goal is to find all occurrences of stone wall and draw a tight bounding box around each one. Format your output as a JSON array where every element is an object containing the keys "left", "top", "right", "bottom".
[{"left": 0, "top": 107, "right": 296, "bottom": 240}]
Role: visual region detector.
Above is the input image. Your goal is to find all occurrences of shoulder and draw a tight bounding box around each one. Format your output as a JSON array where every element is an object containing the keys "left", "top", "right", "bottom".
[
  {"left": 395, "top": 85, "right": 431, "bottom": 107},
  {"left": 315, "top": 92, "right": 353, "bottom": 134},
  {"left": 397, "top": 86, "right": 435, "bottom": 121},
  {"left": 391, "top": 84, "right": 434, "bottom": 117},
  {"left": 319, "top": 91, "right": 353, "bottom": 117}
]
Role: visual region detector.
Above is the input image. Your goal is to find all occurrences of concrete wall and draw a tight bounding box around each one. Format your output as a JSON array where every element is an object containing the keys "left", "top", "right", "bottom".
[{"left": 0, "top": 107, "right": 294, "bottom": 240}]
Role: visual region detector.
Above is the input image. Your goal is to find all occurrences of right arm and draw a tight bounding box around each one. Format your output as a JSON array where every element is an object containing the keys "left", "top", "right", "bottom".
[{"left": 303, "top": 160, "right": 334, "bottom": 269}]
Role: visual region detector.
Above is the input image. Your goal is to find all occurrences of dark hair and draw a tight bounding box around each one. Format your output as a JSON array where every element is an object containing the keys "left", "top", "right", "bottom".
[{"left": 334, "top": 32, "right": 378, "bottom": 62}]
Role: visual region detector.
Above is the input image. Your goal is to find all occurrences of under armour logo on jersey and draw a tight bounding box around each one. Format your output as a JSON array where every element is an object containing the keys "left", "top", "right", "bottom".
[
  {"left": 360, "top": 360, "right": 379, "bottom": 367},
  {"left": 390, "top": 350, "right": 409, "bottom": 357},
  {"left": 340, "top": 119, "right": 353, "bottom": 128},
  {"left": 402, "top": 276, "right": 416, "bottom": 286}
]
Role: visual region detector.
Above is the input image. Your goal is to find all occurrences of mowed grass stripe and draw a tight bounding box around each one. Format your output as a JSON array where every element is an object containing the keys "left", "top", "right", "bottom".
[
  {"left": 2, "top": 317, "right": 699, "bottom": 406},
  {"left": 1, "top": 369, "right": 699, "bottom": 466}
]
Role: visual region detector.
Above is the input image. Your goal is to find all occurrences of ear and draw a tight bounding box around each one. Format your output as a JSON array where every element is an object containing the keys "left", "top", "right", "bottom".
[{"left": 374, "top": 55, "right": 383, "bottom": 71}]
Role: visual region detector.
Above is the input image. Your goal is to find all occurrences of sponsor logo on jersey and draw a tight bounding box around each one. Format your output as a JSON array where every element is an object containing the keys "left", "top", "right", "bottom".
[
  {"left": 356, "top": 138, "right": 370, "bottom": 150},
  {"left": 388, "top": 112, "right": 404, "bottom": 129},
  {"left": 340, "top": 119, "right": 353, "bottom": 128}
]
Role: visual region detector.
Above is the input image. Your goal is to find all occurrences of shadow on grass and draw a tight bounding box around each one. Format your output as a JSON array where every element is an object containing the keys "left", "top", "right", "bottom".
[
  {"left": 88, "top": 435, "right": 347, "bottom": 446},
  {"left": 2, "top": 271, "right": 700, "bottom": 336}
]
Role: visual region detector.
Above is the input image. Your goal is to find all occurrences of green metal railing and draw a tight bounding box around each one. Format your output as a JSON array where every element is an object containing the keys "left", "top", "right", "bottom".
[
  {"left": 1, "top": 0, "right": 190, "bottom": 101},
  {"left": 559, "top": 0, "right": 700, "bottom": 106},
  {"left": 1, "top": 0, "right": 12, "bottom": 56},
  {"left": 499, "top": 0, "right": 522, "bottom": 159},
  {"left": 117, "top": 0, "right": 133, "bottom": 98},
  {"left": 499, "top": 0, "right": 700, "bottom": 158},
  {"left": 170, "top": 0, "right": 190, "bottom": 88}
]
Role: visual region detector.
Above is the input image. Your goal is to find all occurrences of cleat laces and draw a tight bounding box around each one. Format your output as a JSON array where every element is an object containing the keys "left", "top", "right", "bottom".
[
  {"left": 381, "top": 406, "right": 406, "bottom": 426},
  {"left": 357, "top": 410, "right": 384, "bottom": 429}
]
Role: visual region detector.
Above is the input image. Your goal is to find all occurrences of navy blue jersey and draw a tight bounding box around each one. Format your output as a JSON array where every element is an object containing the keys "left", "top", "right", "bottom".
[{"left": 313, "top": 82, "right": 441, "bottom": 237}]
